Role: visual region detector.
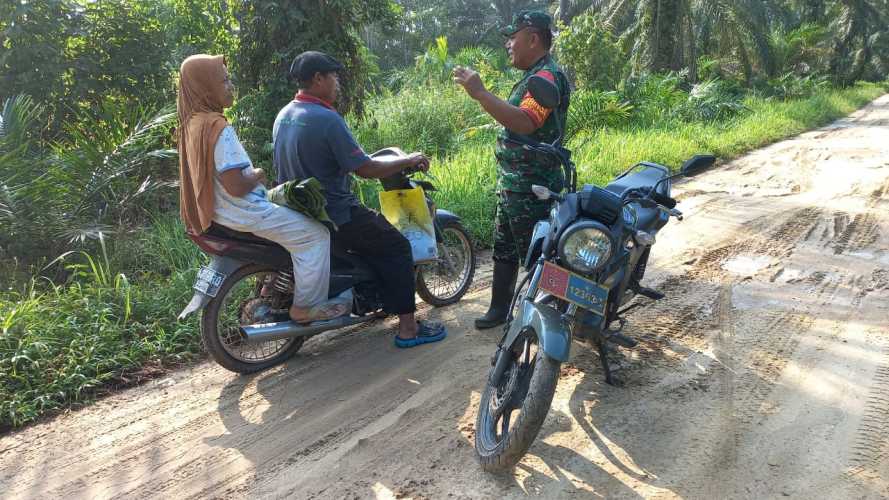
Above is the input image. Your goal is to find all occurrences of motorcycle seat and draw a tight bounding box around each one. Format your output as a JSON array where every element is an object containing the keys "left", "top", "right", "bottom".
[{"left": 604, "top": 163, "right": 670, "bottom": 198}]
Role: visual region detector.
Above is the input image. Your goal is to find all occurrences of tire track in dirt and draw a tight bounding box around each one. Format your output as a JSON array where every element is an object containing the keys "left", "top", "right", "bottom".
[
  {"left": 844, "top": 331, "right": 889, "bottom": 493},
  {"left": 625, "top": 206, "right": 822, "bottom": 373},
  {"left": 832, "top": 212, "right": 880, "bottom": 254},
  {"left": 628, "top": 206, "right": 828, "bottom": 492},
  {"left": 852, "top": 268, "right": 889, "bottom": 307}
]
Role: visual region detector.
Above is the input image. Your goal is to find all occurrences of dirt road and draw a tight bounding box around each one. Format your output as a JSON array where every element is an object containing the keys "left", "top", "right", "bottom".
[{"left": 3, "top": 96, "right": 889, "bottom": 499}]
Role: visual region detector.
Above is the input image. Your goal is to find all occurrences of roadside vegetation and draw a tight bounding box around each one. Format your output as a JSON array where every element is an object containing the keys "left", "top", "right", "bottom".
[{"left": 1, "top": 0, "right": 887, "bottom": 430}]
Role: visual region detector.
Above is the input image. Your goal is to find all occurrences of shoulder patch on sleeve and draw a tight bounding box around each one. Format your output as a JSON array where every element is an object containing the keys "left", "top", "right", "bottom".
[{"left": 534, "top": 70, "right": 555, "bottom": 82}]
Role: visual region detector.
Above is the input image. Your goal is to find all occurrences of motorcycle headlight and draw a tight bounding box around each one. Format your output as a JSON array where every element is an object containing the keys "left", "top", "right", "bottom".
[{"left": 557, "top": 221, "right": 613, "bottom": 274}]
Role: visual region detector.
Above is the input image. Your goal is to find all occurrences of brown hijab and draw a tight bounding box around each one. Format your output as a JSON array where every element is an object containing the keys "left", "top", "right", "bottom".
[{"left": 177, "top": 54, "right": 230, "bottom": 234}]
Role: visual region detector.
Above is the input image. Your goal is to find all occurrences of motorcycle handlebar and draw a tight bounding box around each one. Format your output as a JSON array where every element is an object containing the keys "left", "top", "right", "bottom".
[
  {"left": 624, "top": 188, "right": 678, "bottom": 210},
  {"left": 651, "top": 191, "right": 677, "bottom": 209}
]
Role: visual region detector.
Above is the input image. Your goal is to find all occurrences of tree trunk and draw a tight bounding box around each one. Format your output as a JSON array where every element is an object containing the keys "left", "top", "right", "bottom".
[
  {"left": 800, "top": 0, "right": 824, "bottom": 24},
  {"left": 558, "top": 0, "right": 570, "bottom": 25},
  {"left": 650, "top": 0, "right": 683, "bottom": 72}
]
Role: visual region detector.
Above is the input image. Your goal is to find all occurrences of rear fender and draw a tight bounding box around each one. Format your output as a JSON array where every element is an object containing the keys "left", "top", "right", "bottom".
[
  {"left": 434, "top": 208, "right": 461, "bottom": 226},
  {"left": 177, "top": 255, "right": 248, "bottom": 320},
  {"left": 434, "top": 209, "right": 462, "bottom": 244}
]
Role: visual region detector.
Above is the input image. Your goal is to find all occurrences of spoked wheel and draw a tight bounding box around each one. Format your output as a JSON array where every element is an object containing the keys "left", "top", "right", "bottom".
[
  {"left": 201, "top": 264, "right": 304, "bottom": 374},
  {"left": 475, "top": 327, "right": 561, "bottom": 472},
  {"left": 416, "top": 219, "right": 476, "bottom": 306}
]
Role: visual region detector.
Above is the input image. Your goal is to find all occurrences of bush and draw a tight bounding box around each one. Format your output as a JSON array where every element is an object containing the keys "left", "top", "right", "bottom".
[
  {"left": 618, "top": 71, "right": 691, "bottom": 124},
  {"left": 554, "top": 12, "right": 625, "bottom": 90},
  {"left": 0, "top": 95, "right": 177, "bottom": 267},
  {"left": 756, "top": 72, "right": 831, "bottom": 100},
  {"left": 680, "top": 79, "right": 747, "bottom": 121},
  {"left": 0, "top": 236, "right": 201, "bottom": 430},
  {"left": 350, "top": 83, "right": 489, "bottom": 157},
  {"left": 566, "top": 89, "right": 633, "bottom": 139}
]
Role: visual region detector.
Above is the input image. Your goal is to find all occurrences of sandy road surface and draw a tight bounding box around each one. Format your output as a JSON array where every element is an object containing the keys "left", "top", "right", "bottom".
[{"left": 3, "top": 95, "right": 889, "bottom": 499}]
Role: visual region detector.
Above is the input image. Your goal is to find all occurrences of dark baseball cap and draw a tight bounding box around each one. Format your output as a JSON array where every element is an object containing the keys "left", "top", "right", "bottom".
[
  {"left": 288, "top": 51, "right": 344, "bottom": 82},
  {"left": 499, "top": 10, "right": 552, "bottom": 36}
]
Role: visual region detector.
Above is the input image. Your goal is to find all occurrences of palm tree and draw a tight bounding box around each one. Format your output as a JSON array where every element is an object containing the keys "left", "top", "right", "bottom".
[
  {"left": 566, "top": 0, "right": 779, "bottom": 82},
  {"left": 694, "top": 0, "right": 778, "bottom": 82},
  {"left": 0, "top": 95, "right": 176, "bottom": 264},
  {"left": 828, "top": 0, "right": 889, "bottom": 84}
]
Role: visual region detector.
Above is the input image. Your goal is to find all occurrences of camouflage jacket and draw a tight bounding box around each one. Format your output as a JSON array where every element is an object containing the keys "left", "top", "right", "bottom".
[{"left": 495, "top": 54, "right": 571, "bottom": 193}]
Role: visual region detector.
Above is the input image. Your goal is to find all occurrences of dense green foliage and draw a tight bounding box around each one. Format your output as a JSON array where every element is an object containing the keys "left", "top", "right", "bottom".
[
  {"left": 1, "top": 223, "right": 203, "bottom": 430},
  {"left": 586, "top": 0, "right": 889, "bottom": 85},
  {"left": 0, "top": 0, "right": 887, "bottom": 429},
  {"left": 0, "top": 96, "right": 176, "bottom": 264},
  {"left": 232, "top": 0, "right": 398, "bottom": 156},
  {"left": 364, "top": 0, "right": 549, "bottom": 69},
  {"left": 554, "top": 12, "right": 624, "bottom": 89},
  {"left": 0, "top": 0, "right": 213, "bottom": 134}
]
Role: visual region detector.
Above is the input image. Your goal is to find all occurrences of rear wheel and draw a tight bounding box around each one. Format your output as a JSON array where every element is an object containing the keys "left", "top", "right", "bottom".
[
  {"left": 201, "top": 264, "right": 304, "bottom": 374},
  {"left": 474, "top": 328, "right": 561, "bottom": 471},
  {"left": 416, "top": 220, "right": 475, "bottom": 306}
]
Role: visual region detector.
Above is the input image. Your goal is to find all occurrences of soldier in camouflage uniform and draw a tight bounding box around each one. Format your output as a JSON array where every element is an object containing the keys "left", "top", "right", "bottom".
[{"left": 454, "top": 10, "right": 571, "bottom": 329}]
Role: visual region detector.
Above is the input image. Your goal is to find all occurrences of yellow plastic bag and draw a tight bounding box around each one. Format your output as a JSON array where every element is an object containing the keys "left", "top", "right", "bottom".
[{"left": 379, "top": 187, "right": 438, "bottom": 263}]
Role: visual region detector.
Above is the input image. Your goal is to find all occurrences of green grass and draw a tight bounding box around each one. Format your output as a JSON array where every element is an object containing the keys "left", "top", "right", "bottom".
[
  {"left": 0, "top": 82, "right": 885, "bottom": 431},
  {"left": 0, "top": 219, "right": 203, "bottom": 430}
]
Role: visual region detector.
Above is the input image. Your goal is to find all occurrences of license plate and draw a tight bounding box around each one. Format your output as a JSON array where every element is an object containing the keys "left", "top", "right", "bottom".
[
  {"left": 194, "top": 266, "right": 225, "bottom": 297},
  {"left": 538, "top": 261, "right": 609, "bottom": 316}
]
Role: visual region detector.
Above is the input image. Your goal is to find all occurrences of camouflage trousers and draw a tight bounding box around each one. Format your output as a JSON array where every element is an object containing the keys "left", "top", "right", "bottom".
[{"left": 493, "top": 191, "right": 552, "bottom": 265}]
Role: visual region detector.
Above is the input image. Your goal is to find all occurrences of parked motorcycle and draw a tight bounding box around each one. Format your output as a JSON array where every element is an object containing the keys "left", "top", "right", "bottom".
[
  {"left": 474, "top": 75, "right": 714, "bottom": 471},
  {"left": 178, "top": 149, "right": 476, "bottom": 374}
]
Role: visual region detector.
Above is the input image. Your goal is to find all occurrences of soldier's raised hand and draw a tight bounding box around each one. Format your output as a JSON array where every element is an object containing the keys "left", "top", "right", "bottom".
[{"left": 453, "top": 66, "right": 486, "bottom": 100}]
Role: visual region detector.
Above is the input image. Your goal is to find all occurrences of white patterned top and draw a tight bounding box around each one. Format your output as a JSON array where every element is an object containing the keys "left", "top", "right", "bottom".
[{"left": 212, "top": 126, "right": 275, "bottom": 227}]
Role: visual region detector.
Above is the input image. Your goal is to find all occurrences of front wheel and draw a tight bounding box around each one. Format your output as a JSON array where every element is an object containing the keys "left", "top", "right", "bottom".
[
  {"left": 201, "top": 264, "right": 304, "bottom": 374},
  {"left": 416, "top": 219, "right": 475, "bottom": 306},
  {"left": 475, "top": 329, "right": 561, "bottom": 471}
]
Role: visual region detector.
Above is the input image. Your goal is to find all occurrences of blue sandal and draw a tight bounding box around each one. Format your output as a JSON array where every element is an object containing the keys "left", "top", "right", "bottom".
[{"left": 394, "top": 321, "right": 447, "bottom": 348}]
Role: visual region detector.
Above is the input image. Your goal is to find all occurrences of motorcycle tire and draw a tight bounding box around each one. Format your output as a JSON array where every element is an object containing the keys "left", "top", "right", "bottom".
[
  {"left": 201, "top": 264, "right": 304, "bottom": 374},
  {"left": 416, "top": 219, "right": 476, "bottom": 307},
  {"left": 474, "top": 334, "right": 561, "bottom": 472}
]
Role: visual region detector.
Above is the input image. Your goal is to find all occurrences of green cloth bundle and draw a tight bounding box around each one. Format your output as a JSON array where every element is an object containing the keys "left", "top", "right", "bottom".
[{"left": 267, "top": 177, "right": 337, "bottom": 231}]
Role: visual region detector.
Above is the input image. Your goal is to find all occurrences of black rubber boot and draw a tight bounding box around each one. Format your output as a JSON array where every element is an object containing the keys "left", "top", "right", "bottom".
[{"left": 475, "top": 260, "right": 519, "bottom": 330}]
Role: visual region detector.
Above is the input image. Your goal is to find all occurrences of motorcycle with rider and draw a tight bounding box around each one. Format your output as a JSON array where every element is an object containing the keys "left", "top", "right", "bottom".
[
  {"left": 177, "top": 51, "right": 477, "bottom": 373},
  {"left": 178, "top": 148, "right": 476, "bottom": 374}
]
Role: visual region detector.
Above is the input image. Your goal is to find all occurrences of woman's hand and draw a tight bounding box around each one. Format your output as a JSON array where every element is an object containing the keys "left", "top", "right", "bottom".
[
  {"left": 247, "top": 167, "right": 267, "bottom": 186},
  {"left": 219, "top": 166, "right": 266, "bottom": 197}
]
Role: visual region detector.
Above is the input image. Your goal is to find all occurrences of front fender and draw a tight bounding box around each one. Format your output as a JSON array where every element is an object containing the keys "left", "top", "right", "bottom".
[
  {"left": 177, "top": 255, "right": 248, "bottom": 320},
  {"left": 504, "top": 299, "right": 572, "bottom": 362},
  {"left": 523, "top": 220, "right": 550, "bottom": 271}
]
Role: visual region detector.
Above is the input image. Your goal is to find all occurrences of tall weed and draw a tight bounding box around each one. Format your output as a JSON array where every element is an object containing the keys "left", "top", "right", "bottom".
[
  {"left": 0, "top": 243, "right": 200, "bottom": 429},
  {"left": 351, "top": 83, "right": 489, "bottom": 157}
]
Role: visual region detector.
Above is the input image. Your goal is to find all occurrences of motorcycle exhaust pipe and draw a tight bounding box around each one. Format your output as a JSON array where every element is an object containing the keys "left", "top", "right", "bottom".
[{"left": 240, "top": 315, "right": 375, "bottom": 343}]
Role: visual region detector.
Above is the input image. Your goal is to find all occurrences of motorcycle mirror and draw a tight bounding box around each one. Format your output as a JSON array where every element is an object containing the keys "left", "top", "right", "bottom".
[
  {"left": 527, "top": 75, "right": 560, "bottom": 109},
  {"left": 531, "top": 184, "right": 552, "bottom": 200},
  {"left": 681, "top": 154, "right": 716, "bottom": 177}
]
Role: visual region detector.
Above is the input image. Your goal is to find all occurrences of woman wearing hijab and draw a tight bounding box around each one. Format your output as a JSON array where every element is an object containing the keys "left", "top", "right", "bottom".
[{"left": 177, "top": 54, "right": 346, "bottom": 323}]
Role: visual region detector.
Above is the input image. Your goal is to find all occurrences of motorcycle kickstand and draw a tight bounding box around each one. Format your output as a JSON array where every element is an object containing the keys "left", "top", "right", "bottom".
[{"left": 596, "top": 339, "right": 616, "bottom": 386}]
